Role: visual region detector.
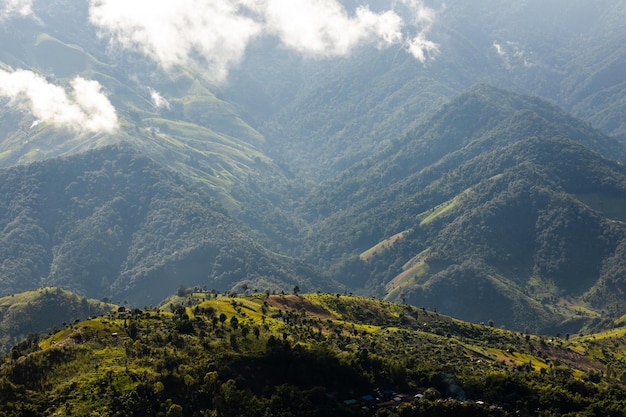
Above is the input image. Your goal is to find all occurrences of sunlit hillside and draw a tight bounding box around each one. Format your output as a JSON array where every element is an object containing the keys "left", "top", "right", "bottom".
[{"left": 2, "top": 291, "right": 626, "bottom": 416}]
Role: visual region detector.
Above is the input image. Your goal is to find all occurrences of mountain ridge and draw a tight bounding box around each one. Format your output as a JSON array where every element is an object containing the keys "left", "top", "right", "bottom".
[
  {"left": 297, "top": 85, "right": 626, "bottom": 332},
  {"left": 0, "top": 144, "right": 330, "bottom": 305},
  {"left": 1, "top": 1, "right": 626, "bottom": 336},
  {"left": 0, "top": 287, "right": 113, "bottom": 354}
]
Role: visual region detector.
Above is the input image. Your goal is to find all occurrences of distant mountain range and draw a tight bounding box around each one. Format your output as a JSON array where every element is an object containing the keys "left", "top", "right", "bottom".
[
  {"left": 2, "top": 85, "right": 625, "bottom": 333},
  {"left": 1, "top": 1, "right": 625, "bottom": 334}
]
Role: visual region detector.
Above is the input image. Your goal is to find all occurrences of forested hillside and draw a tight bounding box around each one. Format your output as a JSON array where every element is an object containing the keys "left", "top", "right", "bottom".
[
  {"left": 0, "top": 287, "right": 113, "bottom": 353},
  {"left": 2, "top": 3, "right": 626, "bottom": 413},
  {"left": 301, "top": 85, "right": 626, "bottom": 332},
  {"left": 238, "top": 1, "right": 626, "bottom": 180},
  {"left": 3, "top": 292, "right": 626, "bottom": 416},
  {"left": 0, "top": 145, "right": 326, "bottom": 305},
  {"left": 0, "top": 1, "right": 302, "bottom": 251}
]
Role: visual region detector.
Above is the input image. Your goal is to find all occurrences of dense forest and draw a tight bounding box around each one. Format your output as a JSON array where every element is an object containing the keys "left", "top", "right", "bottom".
[
  {"left": 289, "top": 85, "right": 626, "bottom": 332},
  {"left": 0, "top": 145, "right": 326, "bottom": 305}
]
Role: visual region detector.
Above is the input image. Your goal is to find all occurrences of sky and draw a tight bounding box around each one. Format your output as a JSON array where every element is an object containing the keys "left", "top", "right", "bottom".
[{"left": 0, "top": 0, "right": 439, "bottom": 134}]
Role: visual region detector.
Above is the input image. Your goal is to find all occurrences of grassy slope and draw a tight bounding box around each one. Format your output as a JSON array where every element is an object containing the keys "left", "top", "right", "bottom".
[
  {"left": 2, "top": 292, "right": 626, "bottom": 416},
  {"left": 0, "top": 29, "right": 288, "bottom": 217},
  {"left": 0, "top": 287, "right": 113, "bottom": 353}
]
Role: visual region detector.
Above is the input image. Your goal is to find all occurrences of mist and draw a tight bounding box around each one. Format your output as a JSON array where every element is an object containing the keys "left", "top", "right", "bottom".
[
  {"left": 0, "top": 69, "right": 119, "bottom": 133},
  {"left": 88, "top": 0, "right": 439, "bottom": 82},
  {"left": 0, "top": 0, "right": 33, "bottom": 19}
]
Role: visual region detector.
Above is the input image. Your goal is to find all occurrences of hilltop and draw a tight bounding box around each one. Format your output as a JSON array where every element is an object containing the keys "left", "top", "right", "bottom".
[
  {"left": 2, "top": 292, "right": 626, "bottom": 416},
  {"left": 0, "top": 287, "right": 113, "bottom": 354}
]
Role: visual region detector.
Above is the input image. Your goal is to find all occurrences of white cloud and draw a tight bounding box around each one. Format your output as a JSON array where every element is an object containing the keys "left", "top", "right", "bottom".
[
  {"left": 492, "top": 41, "right": 505, "bottom": 57},
  {"left": 257, "top": 0, "right": 403, "bottom": 55},
  {"left": 0, "top": 0, "right": 33, "bottom": 19},
  {"left": 492, "top": 40, "right": 536, "bottom": 69},
  {"left": 0, "top": 69, "right": 119, "bottom": 133},
  {"left": 89, "top": 0, "right": 263, "bottom": 82},
  {"left": 397, "top": 0, "right": 440, "bottom": 61},
  {"left": 148, "top": 87, "right": 170, "bottom": 110},
  {"left": 88, "top": 0, "right": 439, "bottom": 81},
  {"left": 406, "top": 32, "right": 439, "bottom": 62}
]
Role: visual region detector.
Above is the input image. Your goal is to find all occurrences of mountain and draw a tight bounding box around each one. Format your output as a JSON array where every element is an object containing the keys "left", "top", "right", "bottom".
[
  {"left": 1, "top": 1, "right": 626, "bottom": 335},
  {"left": 0, "top": 145, "right": 329, "bottom": 306},
  {"left": 1, "top": 292, "right": 625, "bottom": 416},
  {"left": 230, "top": 0, "right": 626, "bottom": 181},
  {"left": 302, "top": 85, "right": 626, "bottom": 332},
  {"left": 0, "top": 287, "right": 113, "bottom": 354},
  {"left": 5, "top": 1, "right": 624, "bottom": 190},
  {"left": 0, "top": 1, "right": 301, "bottom": 250}
]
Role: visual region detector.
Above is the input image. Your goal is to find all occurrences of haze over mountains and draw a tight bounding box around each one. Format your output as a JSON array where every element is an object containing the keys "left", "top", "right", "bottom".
[{"left": 1, "top": 0, "right": 626, "bottom": 333}]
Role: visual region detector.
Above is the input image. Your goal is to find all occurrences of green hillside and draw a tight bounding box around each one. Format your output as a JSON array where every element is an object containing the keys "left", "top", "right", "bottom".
[
  {"left": 2, "top": 292, "right": 626, "bottom": 416},
  {"left": 1, "top": 0, "right": 626, "bottom": 347},
  {"left": 301, "top": 85, "right": 626, "bottom": 332},
  {"left": 3, "top": 82, "right": 625, "bottom": 335},
  {"left": 0, "top": 287, "right": 113, "bottom": 354},
  {"left": 0, "top": 145, "right": 328, "bottom": 306},
  {"left": 0, "top": 8, "right": 298, "bottom": 248}
]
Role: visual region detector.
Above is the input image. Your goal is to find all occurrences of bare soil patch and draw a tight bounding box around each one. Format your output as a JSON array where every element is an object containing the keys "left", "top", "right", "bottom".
[{"left": 266, "top": 295, "right": 337, "bottom": 320}]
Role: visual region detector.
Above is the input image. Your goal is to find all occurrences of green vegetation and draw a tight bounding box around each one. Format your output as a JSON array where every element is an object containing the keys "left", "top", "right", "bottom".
[
  {"left": 299, "top": 85, "right": 626, "bottom": 333},
  {"left": 1, "top": 4, "right": 625, "bottom": 413},
  {"left": 0, "top": 287, "right": 113, "bottom": 354},
  {"left": 3, "top": 292, "right": 626, "bottom": 416},
  {"left": 0, "top": 145, "right": 325, "bottom": 307},
  {"left": 1, "top": 1, "right": 626, "bottom": 346},
  {"left": 3, "top": 82, "right": 626, "bottom": 335}
]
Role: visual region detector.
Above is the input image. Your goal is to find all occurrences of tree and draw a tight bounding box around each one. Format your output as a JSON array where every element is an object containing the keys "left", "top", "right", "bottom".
[
  {"left": 293, "top": 285, "right": 300, "bottom": 296},
  {"left": 219, "top": 313, "right": 227, "bottom": 328},
  {"left": 166, "top": 403, "right": 183, "bottom": 417},
  {"left": 128, "top": 321, "right": 138, "bottom": 340},
  {"left": 230, "top": 316, "right": 239, "bottom": 330},
  {"left": 177, "top": 286, "right": 189, "bottom": 297},
  {"left": 172, "top": 304, "right": 186, "bottom": 317}
]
